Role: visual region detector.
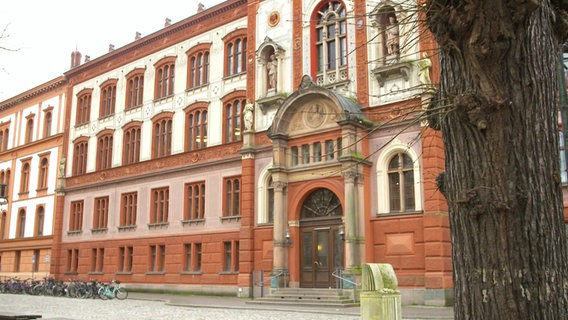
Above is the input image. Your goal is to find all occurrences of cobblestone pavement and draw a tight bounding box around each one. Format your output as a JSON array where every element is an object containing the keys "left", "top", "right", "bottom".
[{"left": 0, "top": 294, "right": 360, "bottom": 320}]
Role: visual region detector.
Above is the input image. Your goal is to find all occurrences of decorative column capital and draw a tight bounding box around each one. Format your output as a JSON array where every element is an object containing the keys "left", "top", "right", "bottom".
[
  {"left": 271, "top": 181, "right": 288, "bottom": 192},
  {"left": 342, "top": 171, "right": 359, "bottom": 183}
]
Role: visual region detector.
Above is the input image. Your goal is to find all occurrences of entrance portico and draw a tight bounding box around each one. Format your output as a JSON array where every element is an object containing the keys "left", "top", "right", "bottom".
[{"left": 267, "top": 76, "right": 372, "bottom": 288}]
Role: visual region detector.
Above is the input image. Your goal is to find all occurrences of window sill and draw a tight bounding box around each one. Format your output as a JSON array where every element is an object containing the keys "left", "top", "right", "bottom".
[
  {"left": 181, "top": 219, "right": 205, "bottom": 226},
  {"left": 145, "top": 271, "right": 166, "bottom": 275},
  {"left": 220, "top": 216, "right": 241, "bottom": 223},
  {"left": 180, "top": 271, "right": 202, "bottom": 275},
  {"left": 153, "top": 95, "right": 175, "bottom": 104},
  {"left": 64, "top": 271, "right": 78, "bottom": 275},
  {"left": 98, "top": 113, "right": 115, "bottom": 121},
  {"left": 223, "top": 72, "right": 246, "bottom": 81},
  {"left": 125, "top": 105, "right": 142, "bottom": 112},
  {"left": 148, "top": 222, "right": 169, "bottom": 229},
  {"left": 186, "top": 83, "right": 209, "bottom": 92},
  {"left": 115, "top": 271, "right": 133, "bottom": 275},
  {"left": 67, "top": 230, "right": 82, "bottom": 236},
  {"left": 88, "top": 271, "right": 104, "bottom": 275},
  {"left": 91, "top": 228, "right": 108, "bottom": 234},
  {"left": 375, "top": 210, "right": 423, "bottom": 218},
  {"left": 218, "top": 271, "right": 239, "bottom": 275},
  {"left": 118, "top": 225, "right": 137, "bottom": 232}
]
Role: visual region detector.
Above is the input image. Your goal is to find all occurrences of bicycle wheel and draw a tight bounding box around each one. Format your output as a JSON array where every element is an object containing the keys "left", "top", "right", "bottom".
[
  {"left": 97, "top": 286, "right": 109, "bottom": 300},
  {"left": 114, "top": 287, "right": 128, "bottom": 300},
  {"left": 52, "top": 285, "right": 65, "bottom": 297}
]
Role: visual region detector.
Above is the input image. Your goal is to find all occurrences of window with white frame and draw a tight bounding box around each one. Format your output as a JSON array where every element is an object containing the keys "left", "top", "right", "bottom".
[{"left": 376, "top": 146, "right": 422, "bottom": 215}]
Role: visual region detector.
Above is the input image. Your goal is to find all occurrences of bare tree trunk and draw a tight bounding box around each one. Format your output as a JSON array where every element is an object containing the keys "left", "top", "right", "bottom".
[{"left": 426, "top": 0, "right": 568, "bottom": 318}]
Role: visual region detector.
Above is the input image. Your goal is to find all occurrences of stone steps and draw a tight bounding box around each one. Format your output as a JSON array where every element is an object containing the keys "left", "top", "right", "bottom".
[{"left": 247, "top": 288, "right": 359, "bottom": 308}]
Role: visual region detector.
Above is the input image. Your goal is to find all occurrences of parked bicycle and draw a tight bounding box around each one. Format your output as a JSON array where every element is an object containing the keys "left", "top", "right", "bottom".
[{"left": 97, "top": 280, "right": 128, "bottom": 300}]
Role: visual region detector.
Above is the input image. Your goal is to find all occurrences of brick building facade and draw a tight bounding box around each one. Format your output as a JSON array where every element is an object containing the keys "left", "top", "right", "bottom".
[{"left": 6, "top": 0, "right": 565, "bottom": 307}]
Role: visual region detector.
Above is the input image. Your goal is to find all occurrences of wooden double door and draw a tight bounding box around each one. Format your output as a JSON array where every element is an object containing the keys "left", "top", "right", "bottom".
[{"left": 300, "top": 221, "right": 344, "bottom": 288}]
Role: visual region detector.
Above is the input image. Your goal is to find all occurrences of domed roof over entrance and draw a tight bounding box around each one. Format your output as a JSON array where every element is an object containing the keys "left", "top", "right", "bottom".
[{"left": 268, "top": 75, "right": 367, "bottom": 138}]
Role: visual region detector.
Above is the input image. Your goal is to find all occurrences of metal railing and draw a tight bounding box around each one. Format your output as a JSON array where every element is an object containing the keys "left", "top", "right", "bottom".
[
  {"left": 332, "top": 268, "right": 361, "bottom": 288},
  {"left": 253, "top": 270, "right": 288, "bottom": 298}
]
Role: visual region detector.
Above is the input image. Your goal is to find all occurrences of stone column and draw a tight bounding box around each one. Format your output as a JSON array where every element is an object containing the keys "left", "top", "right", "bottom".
[
  {"left": 271, "top": 180, "right": 288, "bottom": 287},
  {"left": 343, "top": 170, "right": 359, "bottom": 271}
]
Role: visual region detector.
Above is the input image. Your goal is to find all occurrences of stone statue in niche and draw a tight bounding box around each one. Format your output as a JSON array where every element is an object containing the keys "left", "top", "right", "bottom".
[
  {"left": 266, "top": 53, "right": 278, "bottom": 93},
  {"left": 243, "top": 101, "right": 254, "bottom": 131},
  {"left": 418, "top": 53, "right": 432, "bottom": 86},
  {"left": 386, "top": 15, "right": 400, "bottom": 56}
]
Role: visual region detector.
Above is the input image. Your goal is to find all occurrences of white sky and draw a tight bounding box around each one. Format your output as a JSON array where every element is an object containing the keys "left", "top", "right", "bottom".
[{"left": 0, "top": 0, "right": 226, "bottom": 102}]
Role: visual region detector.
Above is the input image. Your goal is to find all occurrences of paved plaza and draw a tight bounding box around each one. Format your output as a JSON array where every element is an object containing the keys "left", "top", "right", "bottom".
[{"left": 0, "top": 293, "right": 454, "bottom": 319}]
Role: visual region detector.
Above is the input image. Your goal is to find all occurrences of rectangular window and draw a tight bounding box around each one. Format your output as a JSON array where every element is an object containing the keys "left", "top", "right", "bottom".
[
  {"left": 184, "top": 182, "right": 205, "bottom": 221},
  {"left": 14, "top": 251, "right": 21, "bottom": 272},
  {"left": 291, "top": 146, "right": 299, "bottom": 166},
  {"left": 302, "top": 144, "right": 310, "bottom": 164},
  {"left": 120, "top": 192, "right": 137, "bottom": 227},
  {"left": 32, "top": 249, "right": 40, "bottom": 272},
  {"left": 184, "top": 243, "right": 203, "bottom": 272},
  {"left": 67, "top": 248, "right": 79, "bottom": 273},
  {"left": 119, "top": 246, "right": 133, "bottom": 272},
  {"left": 325, "top": 140, "right": 335, "bottom": 160},
  {"left": 150, "top": 188, "right": 169, "bottom": 224},
  {"left": 69, "top": 200, "right": 84, "bottom": 232},
  {"left": 223, "top": 241, "right": 232, "bottom": 272},
  {"left": 93, "top": 197, "right": 109, "bottom": 230},
  {"left": 223, "top": 177, "right": 241, "bottom": 217},
  {"left": 223, "top": 240, "right": 239, "bottom": 272},
  {"left": 313, "top": 142, "right": 322, "bottom": 162},
  {"left": 184, "top": 243, "right": 191, "bottom": 272},
  {"left": 149, "top": 244, "right": 165, "bottom": 272},
  {"left": 90, "top": 248, "right": 104, "bottom": 273}
]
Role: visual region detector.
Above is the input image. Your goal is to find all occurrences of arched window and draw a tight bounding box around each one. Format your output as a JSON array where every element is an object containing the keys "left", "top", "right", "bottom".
[
  {"left": 25, "top": 118, "right": 34, "bottom": 143},
  {"left": 154, "top": 57, "right": 176, "bottom": 100},
  {"left": 76, "top": 89, "right": 93, "bottom": 125},
  {"left": 100, "top": 79, "right": 117, "bottom": 118},
  {"left": 152, "top": 113, "right": 173, "bottom": 158},
  {"left": 187, "top": 43, "right": 211, "bottom": 89},
  {"left": 126, "top": 68, "right": 145, "bottom": 109},
  {"left": 222, "top": 94, "right": 245, "bottom": 144},
  {"left": 20, "top": 161, "right": 31, "bottom": 194},
  {"left": 0, "top": 211, "right": 6, "bottom": 239},
  {"left": 96, "top": 131, "right": 114, "bottom": 170},
  {"left": 312, "top": 1, "right": 347, "bottom": 85},
  {"left": 43, "top": 111, "right": 52, "bottom": 138},
  {"left": 185, "top": 103, "right": 209, "bottom": 151},
  {"left": 257, "top": 166, "right": 274, "bottom": 224},
  {"left": 17, "top": 209, "right": 26, "bottom": 238},
  {"left": 387, "top": 152, "right": 415, "bottom": 212},
  {"left": 223, "top": 29, "right": 247, "bottom": 77},
  {"left": 73, "top": 137, "right": 89, "bottom": 175},
  {"left": 35, "top": 206, "right": 45, "bottom": 236},
  {"left": 300, "top": 188, "right": 342, "bottom": 219},
  {"left": 38, "top": 156, "right": 49, "bottom": 190},
  {"left": 376, "top": 146, "right": 422, "bottom": 215},
  {"left": 123, "top": 122, "right": 142, "bottom": 165}
]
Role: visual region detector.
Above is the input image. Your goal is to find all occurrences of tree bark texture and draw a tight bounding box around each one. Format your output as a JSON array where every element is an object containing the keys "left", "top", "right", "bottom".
[{"left": 426, "top": 0, "right": 568, "bottom": 318}]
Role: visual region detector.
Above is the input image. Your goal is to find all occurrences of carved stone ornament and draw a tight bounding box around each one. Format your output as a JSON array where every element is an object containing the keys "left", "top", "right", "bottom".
[{"left": 268, "top": 11, "right": 280, "bottom": 27}]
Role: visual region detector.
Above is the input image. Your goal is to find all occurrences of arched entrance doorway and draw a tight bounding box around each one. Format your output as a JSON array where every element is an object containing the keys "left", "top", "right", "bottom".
[{"left": 299, "top": 188, "right": 344, "bottom": 288}]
